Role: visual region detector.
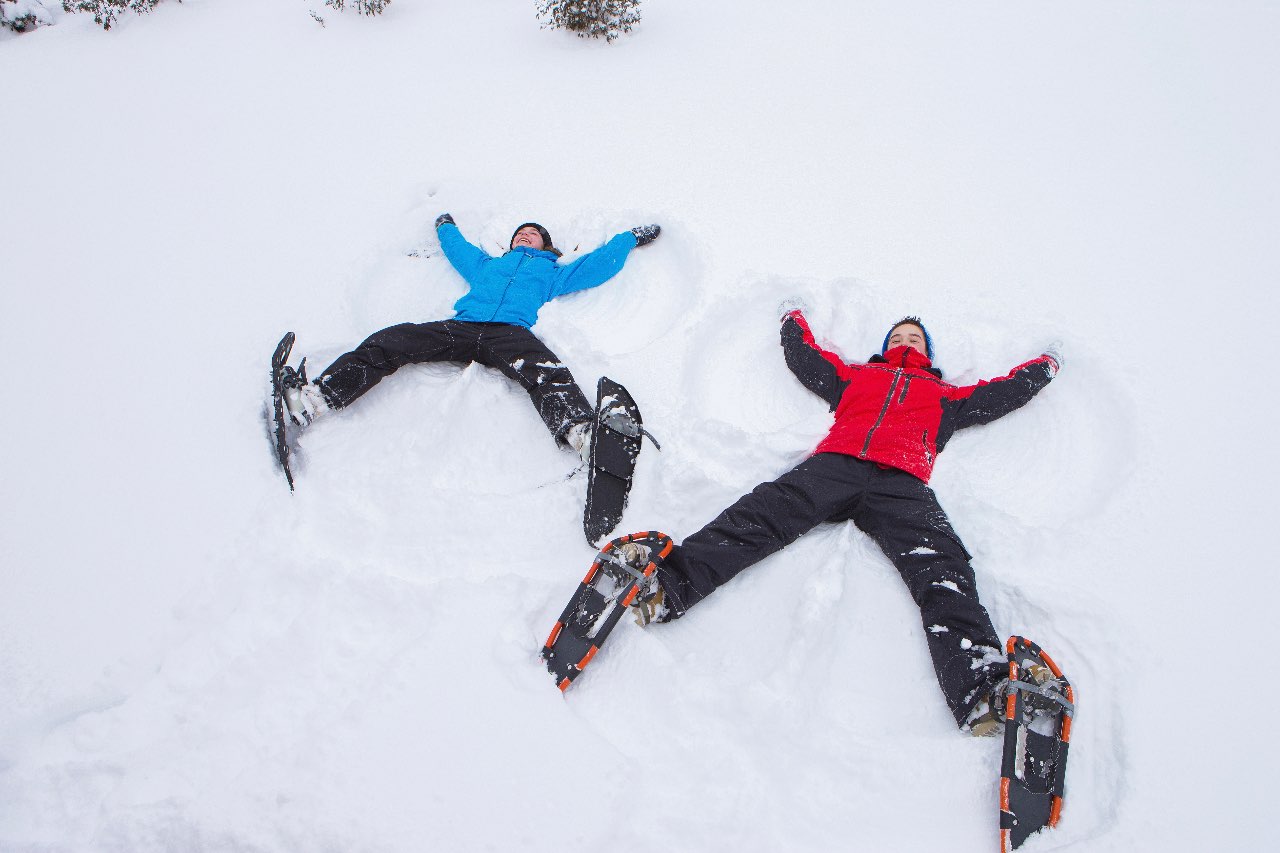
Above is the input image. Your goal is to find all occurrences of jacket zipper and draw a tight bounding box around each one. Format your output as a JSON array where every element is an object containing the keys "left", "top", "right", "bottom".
[
  {"left": 490, "top": 253, "right": 526, "bottom": 320},
  {"left": 860, "top": 370, "right": 901, "bottom": 458}
]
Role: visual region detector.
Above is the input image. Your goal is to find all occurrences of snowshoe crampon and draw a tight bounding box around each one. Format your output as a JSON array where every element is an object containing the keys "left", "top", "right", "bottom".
[
  {"left": 1000, "top": 635, "right": 1076, "bottom": 851},
  {"left": 541, "top": 531, "right": 674, "bottom": 691}
]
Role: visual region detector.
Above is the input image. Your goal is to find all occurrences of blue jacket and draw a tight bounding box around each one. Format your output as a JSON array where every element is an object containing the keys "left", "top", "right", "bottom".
[{"left": 437, "top": 222, "right": 638, "bottom": 328}]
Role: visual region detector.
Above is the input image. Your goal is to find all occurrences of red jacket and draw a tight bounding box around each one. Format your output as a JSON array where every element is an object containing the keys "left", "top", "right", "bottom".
[{"left": 781, "top": 312, "right": 1058, "bottom": 483}]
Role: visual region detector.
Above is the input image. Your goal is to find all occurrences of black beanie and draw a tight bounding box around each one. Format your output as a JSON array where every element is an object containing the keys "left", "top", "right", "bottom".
[{"left": 510, "top": 222, "right": 560, "bottom": 256}]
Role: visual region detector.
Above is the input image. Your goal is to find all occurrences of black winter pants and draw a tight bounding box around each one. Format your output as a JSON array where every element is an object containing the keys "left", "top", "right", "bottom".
[
  {"left": 316, "top": 320, "right": 593, "bottom": 445},
  {"left": 655, "top": 453, "right": 1005, "bottom": 726}
]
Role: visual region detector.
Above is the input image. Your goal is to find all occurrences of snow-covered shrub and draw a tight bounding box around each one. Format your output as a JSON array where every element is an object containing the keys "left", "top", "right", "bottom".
[
  {"left": 536, "top": 0, "right": 641, "bottom": 43},
  {"left": 324, "top": 0, "right": 390, "bottom": 15},
  {"left": 2, "top": 0, "right": 59, "bottom": 32},
  {"left": 61, "top": 0, "right": 163, "bottom": 31}
]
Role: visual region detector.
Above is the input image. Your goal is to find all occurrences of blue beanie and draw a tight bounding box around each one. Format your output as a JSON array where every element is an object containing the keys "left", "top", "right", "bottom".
[{"left": 881, "top": 316, "right": 934, "bottom": 360}]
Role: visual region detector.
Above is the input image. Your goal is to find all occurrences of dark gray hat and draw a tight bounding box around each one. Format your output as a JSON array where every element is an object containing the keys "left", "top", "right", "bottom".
[{"left": 510, "top": 222, "right": 560, "bottom": 256}]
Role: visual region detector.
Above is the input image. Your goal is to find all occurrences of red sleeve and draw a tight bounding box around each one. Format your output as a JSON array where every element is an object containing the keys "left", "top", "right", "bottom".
[
  {"left": 780, "top": 311, "right": 857, "bottom": 410},
  {"left": 943, "top": 355, "right": 1057, "bottom": 430}
]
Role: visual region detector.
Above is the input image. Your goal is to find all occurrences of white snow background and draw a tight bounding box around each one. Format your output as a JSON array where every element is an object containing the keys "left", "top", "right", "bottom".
[{"left": 3, "top": 1, "right": 1278, "bottom": 850}]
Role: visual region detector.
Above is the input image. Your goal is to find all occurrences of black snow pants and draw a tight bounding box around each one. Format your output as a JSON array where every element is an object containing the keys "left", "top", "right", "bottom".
[
  {"left": 316, "top": 320, "right": 594, "bottom": 446},
  {"left": 654, "top": 452, "right": 1005, "bottom": 726}
]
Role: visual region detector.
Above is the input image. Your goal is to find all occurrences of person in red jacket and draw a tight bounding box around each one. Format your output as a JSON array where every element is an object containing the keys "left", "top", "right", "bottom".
[{"left": 625, "top": 308, "right": 1061, "bottom": 735}]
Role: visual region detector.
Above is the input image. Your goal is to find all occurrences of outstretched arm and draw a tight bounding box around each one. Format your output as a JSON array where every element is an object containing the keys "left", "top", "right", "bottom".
[
  {"left": 944, "top": 353, "right": 1059, "bottom": 430},
  {"left": 552, "top": 230, "right": 640, "bottom": 296},
  {"left": 435, "top": 216, "right": 490, "bottom": 284},
  {"left": 780, "top": 310, "right": 852, "bottom": 411}
]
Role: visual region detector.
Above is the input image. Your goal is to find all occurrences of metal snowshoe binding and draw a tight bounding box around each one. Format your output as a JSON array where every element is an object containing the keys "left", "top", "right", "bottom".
[{"left": 604, "top": 540, "right": 667, "bottom": 626}]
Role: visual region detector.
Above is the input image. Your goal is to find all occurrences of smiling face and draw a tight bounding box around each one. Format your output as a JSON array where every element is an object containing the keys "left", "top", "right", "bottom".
[
  {"left": 886, "top": 322, "right": 928, "bottom": 356},
  {"left": 510, "top": 226, "right": 546, "bottom": 251}
]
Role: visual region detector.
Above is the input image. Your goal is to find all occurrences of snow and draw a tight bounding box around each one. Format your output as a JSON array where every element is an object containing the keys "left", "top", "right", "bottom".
[{"left": 2, "top": 0, "right": 1278, "bottom": 849}]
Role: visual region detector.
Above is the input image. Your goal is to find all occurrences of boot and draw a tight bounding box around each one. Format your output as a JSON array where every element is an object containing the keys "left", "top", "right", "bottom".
[
  {"left": 966, "top": 662, "right": 1067, "bottom": 736},
  {"left": 565, "top": 421, "right": 592, "bottom": 464},
  {"left": 965, "top": 678, "right": 1009, "bottom": 737},
  {"left": 281, "top": 361, "right": 329, "bottom": 427},
  {"left": 631, "top": 584, "right": 667, "bottom": 627},
  {"left": 608, "top": 541, "right": 669, "bottom": 626}
]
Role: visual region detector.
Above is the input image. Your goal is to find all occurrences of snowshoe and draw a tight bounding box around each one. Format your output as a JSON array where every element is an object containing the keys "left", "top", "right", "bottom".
[
  {"left": 582, "top": 377, "right": 658, "bottom": 545},
  {"left": 541, "top": 531, "right": 674, "bottom": 691},
  {"left": 266, "top": 332, "right": 300, "bottom": 491},
  {"left": 999, "top": 636, "right": 1076, "bottom": 851}
]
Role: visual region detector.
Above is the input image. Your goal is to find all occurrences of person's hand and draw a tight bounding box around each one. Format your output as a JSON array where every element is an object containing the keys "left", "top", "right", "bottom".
[
  {"left": 630, "top": 224, "right": 661, "bottom": 246},
  {"left": 435, "top": 213, "right": 455, "bottom": 229},
  {"left": 777, "top": 297, "right": 809, "bottom": 321},
  {"left": 1042, "top": 341, "right": 1064, "bottom": 374}
]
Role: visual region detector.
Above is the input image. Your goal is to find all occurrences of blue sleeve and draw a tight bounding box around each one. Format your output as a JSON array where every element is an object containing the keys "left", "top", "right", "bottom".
[
  {"left": 552, "top": 231, "right": 638, "bottom": 297},
  {"left": 437, "top": 222, "right": 490, "bottom": 285}
]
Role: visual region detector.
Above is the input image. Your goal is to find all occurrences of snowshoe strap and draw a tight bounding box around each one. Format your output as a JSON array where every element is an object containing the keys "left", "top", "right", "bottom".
[
  {"left": 601, "top": 412, "right": 662, "bottom": 451},
  {"left": 600, "top": 551, "right": 648, "bottom": 584},
  {"left": 1008, "top": 679, "right": 1075, "bottom": 716},
  {"left": 600, "top": 551, "right": 661, "bottom": 601}
]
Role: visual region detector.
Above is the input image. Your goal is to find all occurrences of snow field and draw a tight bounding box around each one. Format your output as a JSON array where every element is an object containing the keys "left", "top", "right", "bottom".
[{"left": 4, "top": 1, "right": 1279, "bottom": 850}]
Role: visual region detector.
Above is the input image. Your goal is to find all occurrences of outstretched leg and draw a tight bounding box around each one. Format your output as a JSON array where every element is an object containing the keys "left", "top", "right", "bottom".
[
  {"left": 655, "top": 453, "right": 871, "bottom": 616},
  {"left": 474, "top": 324, "right": 594, "bottom": 446},
  {"left": 316, "top": 320, "right": 476, "bottom": 409},
  {"left": 848, "top": 467, "right": 1005, "bottom": 727}
]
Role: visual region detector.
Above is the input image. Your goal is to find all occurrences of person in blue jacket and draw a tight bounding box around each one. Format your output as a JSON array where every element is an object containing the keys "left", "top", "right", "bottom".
[{"left": 280, "top": 215, "right": 660, "bottom": 457}]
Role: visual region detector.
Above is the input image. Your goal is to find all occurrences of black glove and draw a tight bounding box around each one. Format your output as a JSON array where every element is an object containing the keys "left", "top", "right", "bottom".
[
  {"left": 435, "top": 213, "right": 455, "bottom": 229},
  {"left": 630, "top": 224, "right": 661, "bottom": 247}
]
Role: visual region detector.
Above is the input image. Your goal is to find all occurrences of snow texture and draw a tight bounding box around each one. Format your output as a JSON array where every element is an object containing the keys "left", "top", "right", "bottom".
[{"left": 2, "top": 1, "right": 1278, "bottom": 850}]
